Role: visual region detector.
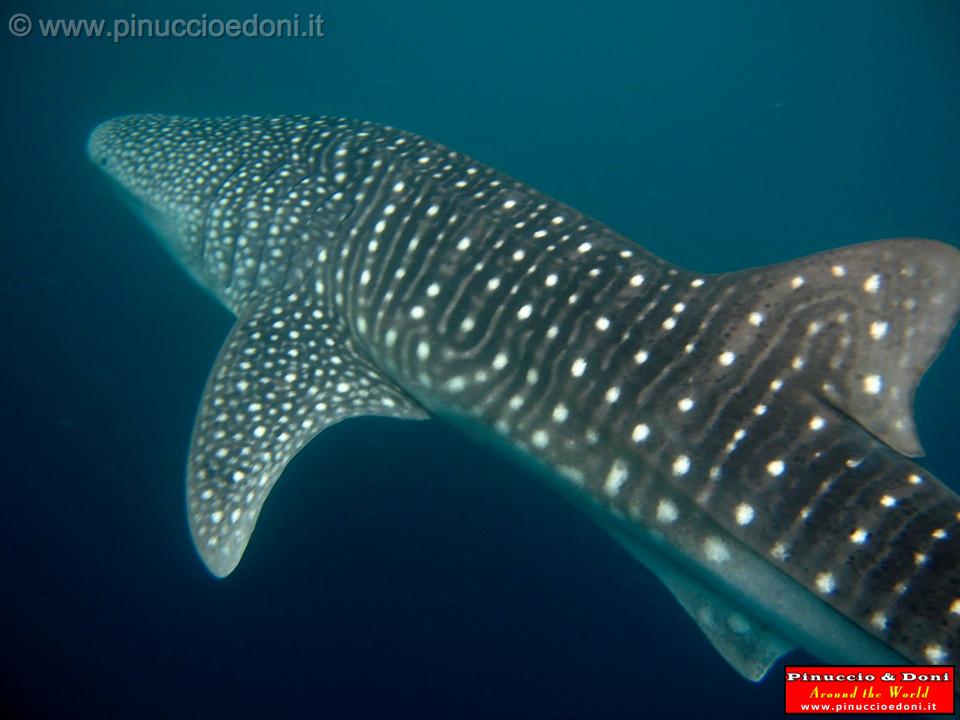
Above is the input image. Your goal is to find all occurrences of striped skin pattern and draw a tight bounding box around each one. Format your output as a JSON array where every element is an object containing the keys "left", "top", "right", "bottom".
[{"left": 88, "top": 115, "right": 960, "bottom": 675}]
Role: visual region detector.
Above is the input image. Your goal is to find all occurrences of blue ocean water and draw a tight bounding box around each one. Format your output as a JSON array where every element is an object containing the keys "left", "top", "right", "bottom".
[{"left": 2, "top": 1, "right": 958, "bottom": 717}]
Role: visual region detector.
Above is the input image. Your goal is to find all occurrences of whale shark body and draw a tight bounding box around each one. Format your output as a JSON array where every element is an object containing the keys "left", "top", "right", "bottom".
[{"left": 88, "top": 114, "right": 960, "bottom": 683}]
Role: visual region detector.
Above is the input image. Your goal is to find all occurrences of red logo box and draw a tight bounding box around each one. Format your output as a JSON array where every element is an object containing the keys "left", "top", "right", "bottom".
[{"left": 785, "top": 665, "right": 955, "bottom": 715}]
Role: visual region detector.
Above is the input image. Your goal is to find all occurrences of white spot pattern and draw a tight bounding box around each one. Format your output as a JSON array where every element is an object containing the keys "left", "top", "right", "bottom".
[
  {"left": 656, "top": 499, "right": 679, "bottom": 524},
  {"left": 849, "top": 528, "right": 869, "bottom": 544},
  {"left": 703, "top": 537, "right": 730, "bottom": 564},
  {"left": 604, "top": 460, "right": 629, "bottom": 496},
  {"left": 571, "top": 358, "right": 587, "bottom": 377},
  {"left": 863, "top": 374, "right": 883, "bottom": 394},
  {"left": 815, "top": 572, "right": 836, "bottom": 594},
  {"left": 766, "top": 459, "right": 785, "bottom": 477}
]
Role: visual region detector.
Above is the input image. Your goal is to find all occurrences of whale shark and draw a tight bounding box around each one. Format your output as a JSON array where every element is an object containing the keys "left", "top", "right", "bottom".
[{"left": 88, "top": 114, "right": 960, "bottom": 683}]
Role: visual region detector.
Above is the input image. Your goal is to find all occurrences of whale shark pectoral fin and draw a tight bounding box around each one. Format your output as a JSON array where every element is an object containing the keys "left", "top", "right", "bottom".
[
  {"left": 655, "top": 568, "right": 794, "bottom": 682},
  {"left": 186, "top": 290, "right": 428, "bottom": 578}
]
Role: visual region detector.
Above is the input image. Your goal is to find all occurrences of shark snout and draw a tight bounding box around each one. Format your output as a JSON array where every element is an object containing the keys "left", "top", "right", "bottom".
[
  {"left": 87, "top": 116, "right": 152, "bottom": 180},
  {"left": 86, "top": 115, "right": 193, "bottom": 258},
  {"left": 86, "top": 118, "right": 120, "bottom": 168}
]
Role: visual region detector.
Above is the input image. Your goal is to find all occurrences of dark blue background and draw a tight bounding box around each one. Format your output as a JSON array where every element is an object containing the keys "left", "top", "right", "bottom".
[{"left": 2, "top": 1, "right": 958, "bottom": 718}]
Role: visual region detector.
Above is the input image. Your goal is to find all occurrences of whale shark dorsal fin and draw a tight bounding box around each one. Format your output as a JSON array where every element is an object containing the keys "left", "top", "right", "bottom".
[
  {"left": 655, "top": 566, "right": 794, "bottom": 682},
  {"left": 187, "top": 289, "right": 428, "bottom": 577},
  {"left": 726, "top": 238, "right": 960, "bottom": 456}
]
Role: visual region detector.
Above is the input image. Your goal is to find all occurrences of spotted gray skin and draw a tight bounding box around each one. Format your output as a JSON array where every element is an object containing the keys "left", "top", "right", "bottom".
[{"left": 88, "top": 115, "right": 960, "bottom": 680}]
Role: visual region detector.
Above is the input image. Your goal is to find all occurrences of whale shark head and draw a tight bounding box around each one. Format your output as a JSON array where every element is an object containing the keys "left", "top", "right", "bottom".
[
  {"left": 88, "top": 116, "right": 212, "bottom": 280},
  {"left": 87, "top": 114, "right": 382, "bottom": 308}
]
